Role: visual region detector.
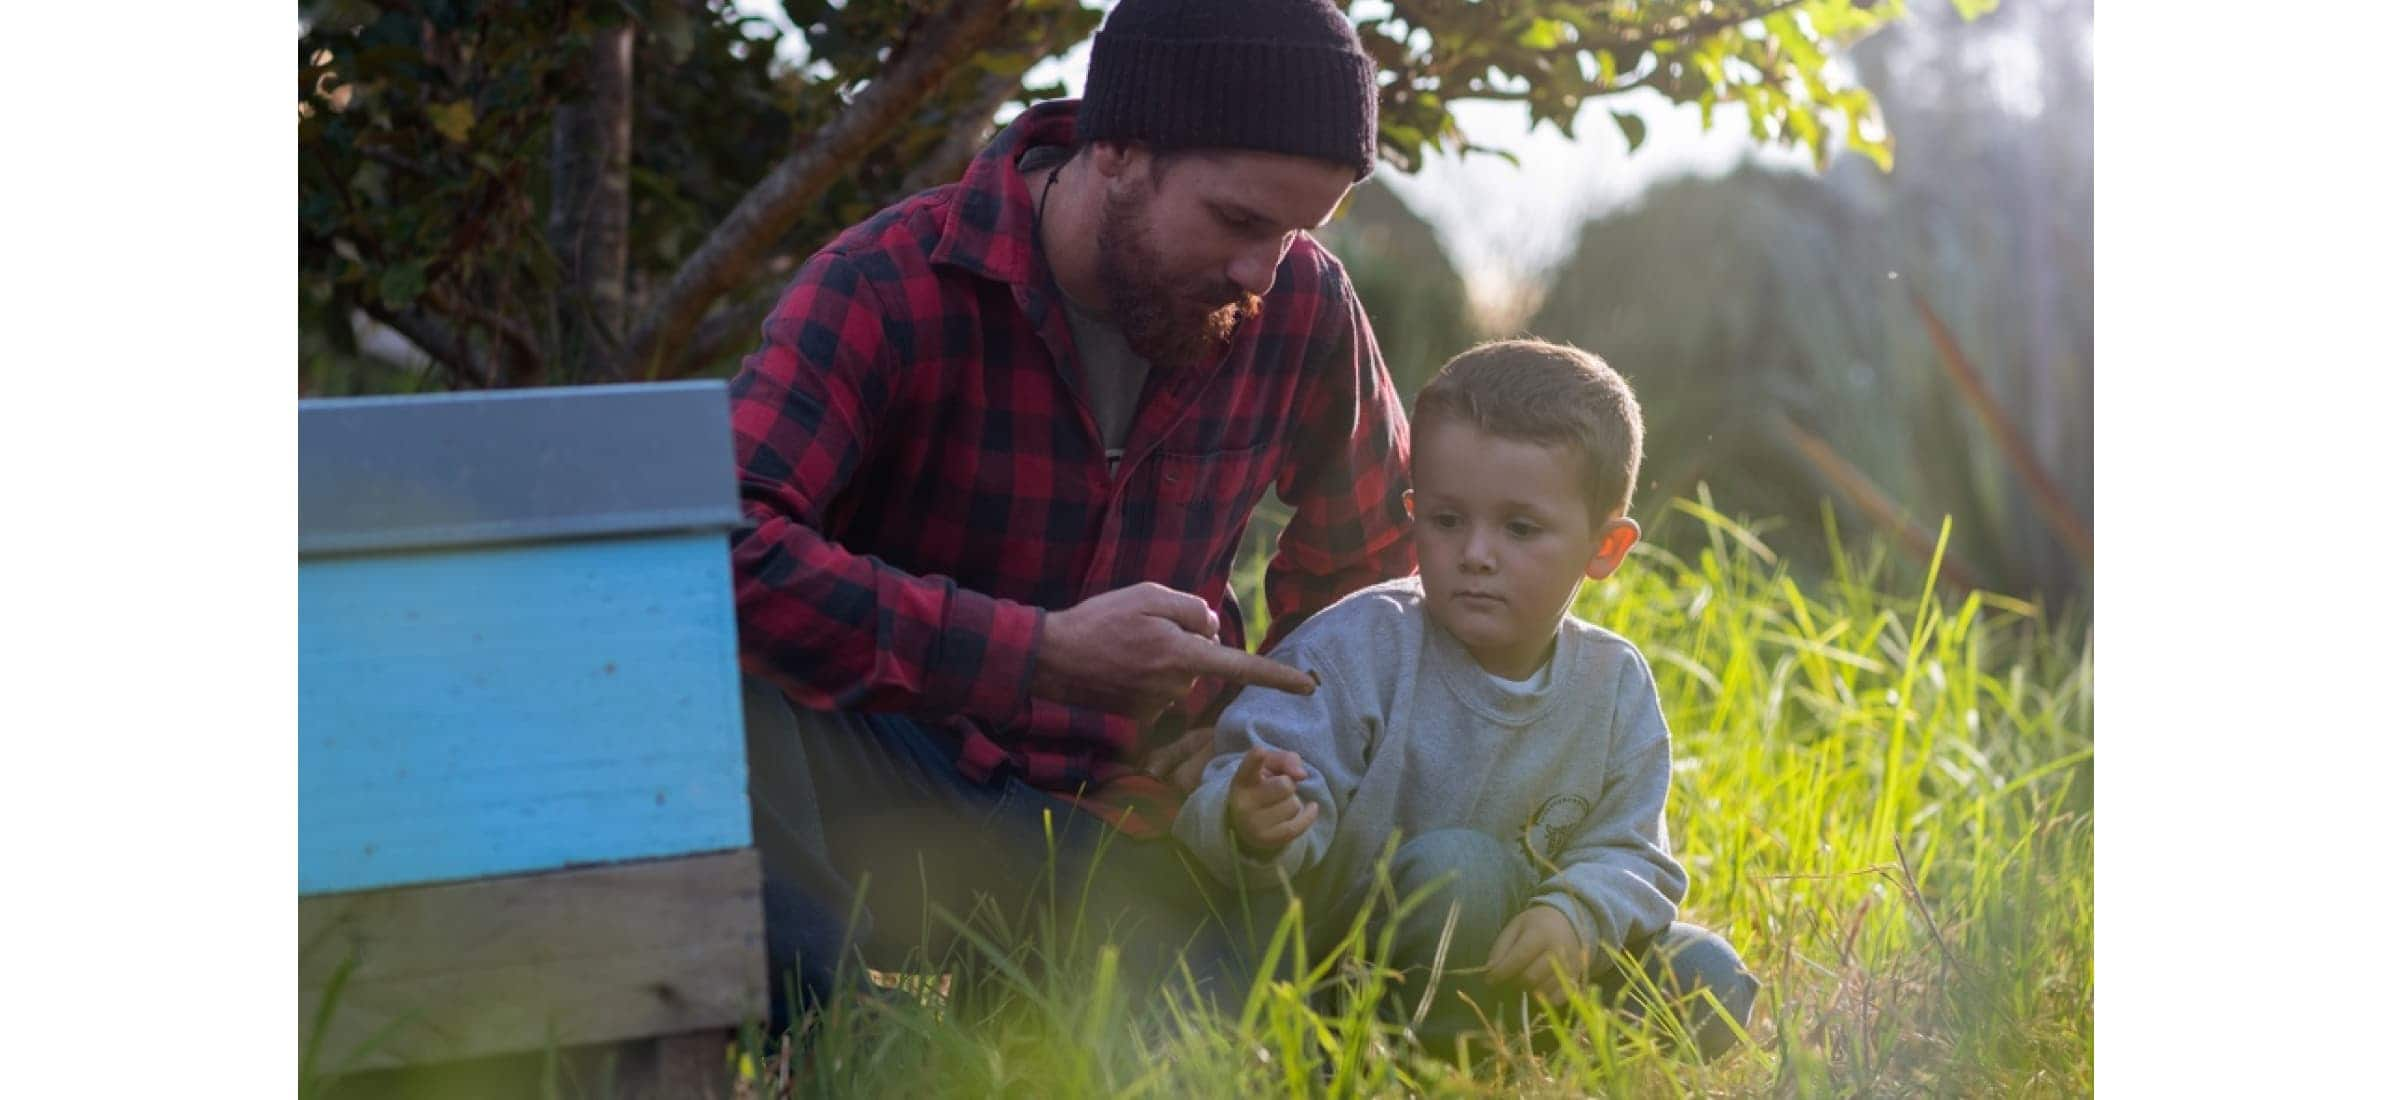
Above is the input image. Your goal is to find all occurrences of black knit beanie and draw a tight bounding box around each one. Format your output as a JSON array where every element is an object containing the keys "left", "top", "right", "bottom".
[{"left": 1077, "top": 0, "right": 1380, "bottom": 180}]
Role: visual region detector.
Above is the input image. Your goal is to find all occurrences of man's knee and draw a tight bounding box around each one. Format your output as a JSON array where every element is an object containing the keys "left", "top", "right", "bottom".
[
  {"left": 740, "top": 677, "right": 815, "bottom": 855},
  {"left": 741, "top": 677, "right": 808, "bottom": 792},
  {"left": 740, "top": 673, "right": 801, "bottom": 740}
]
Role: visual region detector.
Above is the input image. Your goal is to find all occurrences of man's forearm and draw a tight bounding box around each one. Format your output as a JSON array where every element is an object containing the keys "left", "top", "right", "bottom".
[{"left": 733, "top": 506, "right": 1043, "bottom": 726}]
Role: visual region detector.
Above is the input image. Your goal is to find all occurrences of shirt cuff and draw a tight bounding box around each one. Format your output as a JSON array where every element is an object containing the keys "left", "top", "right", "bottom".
[{"left": 947, "top": 595, "right": 1042, "bottom": 729}]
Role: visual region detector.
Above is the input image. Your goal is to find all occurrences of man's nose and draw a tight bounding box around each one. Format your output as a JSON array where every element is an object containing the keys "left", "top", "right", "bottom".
[{"left": 1226, "top": 239, "right": 1283, "bottom": 298}]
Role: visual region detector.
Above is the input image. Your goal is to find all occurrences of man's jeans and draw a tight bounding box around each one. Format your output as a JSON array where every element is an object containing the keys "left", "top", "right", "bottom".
[
  {"left": 1383, "top": 829, "right": 1760, "bottom": 1059},
  {"left": 740, "top": 678, "right": 1253, "bottom": 1033}
]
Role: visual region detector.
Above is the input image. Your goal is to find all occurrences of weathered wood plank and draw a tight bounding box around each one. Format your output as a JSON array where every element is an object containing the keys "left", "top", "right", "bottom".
[
  {"left": 299, "top": 849, "right": 766, "bottom": 1073},
  {"left": 303, "top": 1028, "right": 740, "bottom": 1100},
  {"left": 297, "top": 531, "right": 751, "bottom": 895}
]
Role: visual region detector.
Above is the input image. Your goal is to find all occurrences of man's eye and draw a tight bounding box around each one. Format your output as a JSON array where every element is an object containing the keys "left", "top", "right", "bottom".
[{"left": 1221, "top": 212, "right": 1282, "bottom": 240}]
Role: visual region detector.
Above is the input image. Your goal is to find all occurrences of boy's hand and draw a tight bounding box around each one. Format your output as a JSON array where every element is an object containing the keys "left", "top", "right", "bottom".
[
  {"left": 1485, "top": 904, "right": 1588, "bottom": 1000},
  {"left": 1227, "top": 746, "right": 1318, "bottom": 854}
]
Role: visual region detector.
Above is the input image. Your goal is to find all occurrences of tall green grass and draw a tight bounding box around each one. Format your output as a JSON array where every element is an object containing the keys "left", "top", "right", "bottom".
[{"left": 722, "top": 502, "right": 2092, "bottom": 1098}]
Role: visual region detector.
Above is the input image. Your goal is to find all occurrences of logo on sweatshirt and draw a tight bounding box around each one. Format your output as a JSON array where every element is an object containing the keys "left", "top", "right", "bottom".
[{"left": 1521, "top": 793, "right": 1593, "bottom": 872}]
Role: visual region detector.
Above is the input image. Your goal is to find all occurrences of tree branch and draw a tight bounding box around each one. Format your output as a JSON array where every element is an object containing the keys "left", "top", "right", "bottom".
[
  {"left": 896, "top": 4, "right": 1082, "bottom": 195},
  {"left": 1392, "top": 0, "right": 1815, "bottom": 57},
  {"left": 659, "top": 290, "right": 782, "bottom": 381},
  {"left": 618, "top": 0, "right": 1023, "bottom": 379},
  {"left": 423, "top": 285, "right": 542, "bottom": 384},
  {"left": 898, "top": 65, "right": 1027, "bottom": 195},
  {"left": 1595, "top": 66, "right": 1666, "bottom": 99},
  {"left": 1450, "top": 65, "right": 1661, "bottom": 106},
  {"left": 1582, "top": 0, "right": 1817, "bottom": 51},
  {"left": 359, "top": 145, "right": 439, "bottom": 180},
  {"left": 360, "top": 301, "right": 494, "bottom": 389}
]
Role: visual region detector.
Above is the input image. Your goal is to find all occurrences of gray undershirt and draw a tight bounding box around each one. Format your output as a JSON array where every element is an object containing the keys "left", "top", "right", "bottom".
[{"left": 1060, "top": 295, "right": 1150, "bottom": 474}]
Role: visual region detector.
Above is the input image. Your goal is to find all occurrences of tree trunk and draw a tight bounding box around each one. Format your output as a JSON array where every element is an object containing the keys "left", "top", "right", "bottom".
[{"left": 549, "top": 23, "right": 635, "bottom": 386}]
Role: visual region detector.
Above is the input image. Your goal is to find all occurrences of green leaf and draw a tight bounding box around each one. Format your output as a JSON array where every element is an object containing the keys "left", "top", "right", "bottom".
[
  {"left": 1612, "top": 111, "right": 1647, "bottom": 153},
  {"left": 1518, "top": 17, "right": 1563, "bottom": 50},
  {"left": 1764, "top": 13, "right": 1825, "bottom": 73},
  {"left": 427, "top": 99, "right": 474, "bottom": 144},
  {"left": 1745, "top": 97, "right": 1770, "bottom": 142},
  {"left": 378, "top": 260, "right": 427, "bottom": 310},
  {"left": 1853, "top": 131, "right": 1895, "bottom": 172},
  {"left": 650, "top": 2, "right": 696, "bottom": 65},
  {"left": 1694, "top": 51, "right": 1727, "bottom": 89},
  {"left": 1787, "top": 104, "right": 1824, "bottom": 164},
  {"left": 1456, "top": 143, "right": 1521, "bottom": 169}
]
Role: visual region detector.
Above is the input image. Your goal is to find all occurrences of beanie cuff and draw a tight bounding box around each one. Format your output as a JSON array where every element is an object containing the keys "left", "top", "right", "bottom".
[{"left": 1078, "top": 31, "right": 1379, "bottom": 180}]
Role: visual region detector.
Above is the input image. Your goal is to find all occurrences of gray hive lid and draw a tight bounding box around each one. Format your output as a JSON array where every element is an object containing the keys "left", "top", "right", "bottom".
[{"left": 299, "top": 381, "right": 742, "bottom": 557}]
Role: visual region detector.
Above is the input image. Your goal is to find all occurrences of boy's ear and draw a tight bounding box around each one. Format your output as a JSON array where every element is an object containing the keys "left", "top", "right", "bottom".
[{"left": 1584, "top": 516, "right": 1641, "bottom": 581}]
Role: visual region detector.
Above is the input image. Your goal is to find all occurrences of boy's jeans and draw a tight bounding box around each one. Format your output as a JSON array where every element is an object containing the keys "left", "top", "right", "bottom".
[
  {"left": 1385, "top": 829, "right": 1761, "bottom": 1060},
  {"left": 740, "top": 678, "right": 1251, "bottom": 1034}
]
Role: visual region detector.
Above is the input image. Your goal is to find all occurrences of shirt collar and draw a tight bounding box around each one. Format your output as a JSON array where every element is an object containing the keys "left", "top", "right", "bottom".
[{"left": 927, "top": 99, "right": 1081, "bottom": 287}]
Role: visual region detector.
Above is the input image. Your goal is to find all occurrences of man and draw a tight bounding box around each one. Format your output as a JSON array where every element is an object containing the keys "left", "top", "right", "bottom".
[{"left": 729, "top": 0, "right": 1414, "bottom": 1027}]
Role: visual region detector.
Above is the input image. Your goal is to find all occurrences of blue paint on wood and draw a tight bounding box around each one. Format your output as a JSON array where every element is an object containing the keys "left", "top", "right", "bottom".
[{"left": 299, "top": 531, "right": 752, "bottom": 896}]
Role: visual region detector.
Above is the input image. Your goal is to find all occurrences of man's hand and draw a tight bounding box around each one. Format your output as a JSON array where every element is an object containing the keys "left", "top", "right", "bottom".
[
  {"left": 1142, "top": 724, "right": 1221, "bottom": 793},
  {"left": 1485, "top": 904, "right": 1589, "bottom": 1001},
  {"left": 1227, "top": 746, "right": 1319, "bottom": 854},
  {"left": 1031, "top": 583, "right": 1315, "bottom": 722}
]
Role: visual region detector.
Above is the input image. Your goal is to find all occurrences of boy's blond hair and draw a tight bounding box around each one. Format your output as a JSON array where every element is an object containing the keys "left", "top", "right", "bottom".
[{"left": 1411, "top": 338, "right": 1645, "bottom": 520}]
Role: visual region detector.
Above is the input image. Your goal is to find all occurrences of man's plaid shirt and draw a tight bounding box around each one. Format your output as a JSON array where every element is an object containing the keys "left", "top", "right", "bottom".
[{"left": 729, "top": 100, "right": 1415, "bottom": 807}]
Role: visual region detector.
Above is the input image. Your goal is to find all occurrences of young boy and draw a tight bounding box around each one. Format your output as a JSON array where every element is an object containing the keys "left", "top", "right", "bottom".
[{"left": 1175, "top": 339, "right": 1757, "bottom": 1057}]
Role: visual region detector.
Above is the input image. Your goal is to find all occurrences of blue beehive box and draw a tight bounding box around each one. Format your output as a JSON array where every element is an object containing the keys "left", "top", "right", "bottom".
[{"left": 298, "top": 381, "right": 764, "bottom": 1071}]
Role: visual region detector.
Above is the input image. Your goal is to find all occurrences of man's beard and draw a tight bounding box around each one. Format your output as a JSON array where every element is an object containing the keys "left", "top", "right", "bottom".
[{"left": 1093, "top": 181, "right": 1262, "bottom": 371}]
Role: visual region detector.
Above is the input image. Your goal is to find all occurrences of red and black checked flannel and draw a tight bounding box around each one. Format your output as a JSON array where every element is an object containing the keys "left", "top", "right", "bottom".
[{"left": 728, "top": 100, "right": 1414, "bottom": 820}]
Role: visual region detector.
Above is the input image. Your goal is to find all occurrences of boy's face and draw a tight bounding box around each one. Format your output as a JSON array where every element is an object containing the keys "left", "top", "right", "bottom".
[{"left": 1407, "top": 417, "right": 1641, "bottom": 680}]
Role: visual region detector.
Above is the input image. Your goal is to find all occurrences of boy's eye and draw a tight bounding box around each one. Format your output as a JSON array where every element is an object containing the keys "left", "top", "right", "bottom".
[
  {"left": 1429, "top": 513, "right": 1462, "bottom": 530},
  {"left": 1506, "top": 520, "right": 1543, "bottom": 538}
]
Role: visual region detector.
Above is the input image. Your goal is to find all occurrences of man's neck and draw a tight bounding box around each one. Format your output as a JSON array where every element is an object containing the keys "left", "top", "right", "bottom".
[{"left": 1033, "top": 156, "right": 1113, "bottom": 317}]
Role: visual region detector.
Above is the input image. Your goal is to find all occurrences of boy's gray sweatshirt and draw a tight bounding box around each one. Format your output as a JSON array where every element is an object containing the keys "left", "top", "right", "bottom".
[{"left": 1174, "top": 577, "right": 1687, "bottom": 957}]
